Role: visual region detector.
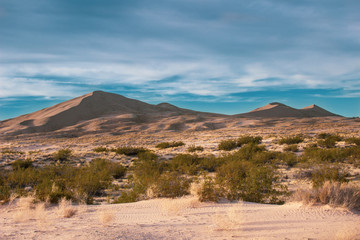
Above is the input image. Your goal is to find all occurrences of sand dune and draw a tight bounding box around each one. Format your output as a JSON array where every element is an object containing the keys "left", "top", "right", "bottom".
[{"left": 0, "top": 91, "right": 341, "bottom": 137}]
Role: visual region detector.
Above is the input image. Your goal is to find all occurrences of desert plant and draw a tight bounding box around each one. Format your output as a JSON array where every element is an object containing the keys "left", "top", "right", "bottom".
[
  {"left": 218, "top": 139, "right": 238, "bottom": 151},
  {"left": 237, "top": 135, "right": 262, "bottom": 146},
  {"left": 151, "top": 172, "right": 191, "bottom": 198},
  {"left": 278, "top": 135, "right": 304, "bottom": 145},
  {"left": 93, "top": 146, "right": 109, "bottom": 153},
  {"left": 310, "top": 165, "right": 349, "bottom": 188},
  {"left": 11, "top": 159, "right": 33, "bottom": 170},
  {"left": 155, "top": 141, "right": 185, "bottom": 149},
  {"left": 53, "top": 148, "right": 72, "bottom": 162},
  {"left": 293, "top": 181, "right": 360, "bottom": 210},
  {"left": 170, "top": 154, "right": 201, "bottom": 175},
  {"left": 111, "top": 146, "right": 148, "bottom": 156},
  {"left": 284, "top": 144, "right": 298, "bottom": 152},
  {"left": 197, "top": 176, "right": 221, "bottom": 202},
  {"left": 187, "top": 145, "right": 204, "bottom": 152},
  {"left": 345, "top": 137, "right": 360, "bottom": 146},
  {"left": 216, "top": 161, "right": 288, "bottom": 203}
]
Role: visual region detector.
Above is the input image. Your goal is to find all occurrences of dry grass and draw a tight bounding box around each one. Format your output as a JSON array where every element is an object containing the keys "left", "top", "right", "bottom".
[
  {"left": 160, "top": 196, "right": 201, "bottom": 216},
  {"left": 98, "top": 209, "right": 115, "bottom": 225},
  {"left": 293, "top": 181, "right": 360, "bottom": 210},
  {"left": 13, "top": 195, "right": 36, "bottom": 222},
  {"left": 211, "top": 203, "right": 244, "bottom": 231},
  {"left": 58, "top": 198, "right": 77, "bottom": 218}
]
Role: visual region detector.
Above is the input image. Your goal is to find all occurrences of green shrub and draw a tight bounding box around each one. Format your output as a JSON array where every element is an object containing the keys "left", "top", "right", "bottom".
[
  {"left": 187, "top": 145, "right": 204, "bottom": 152},
  {"left": 111, "top": 146, "right": 148, "bottom": 156},
  {"left": 310, "top": 165, "right": 349, "bottom": 188},
  {"left": 346, "top": 137, "right": 360, "bottom": 146},
  {"left": 11, "top": 159, "right": 33, "bottom": 170},
  {"left": 53, "top": 148, "right": 72, "bottom": 162},
  {"left": 218, "top": 139, "right": 238, "bottom": 151},
  {"left": 152, "top": 172, "right": 191, "bottom": 198},
  {"left": 237, "top": 135, "right": 262, "bottom": 146},
  {"left": 198, "top": 155, "right": 223, "bottom": 172},
  {"left": 113, "top": 190, "right": 138, "bottom": 203},
  {"left": 301, "top": 147, "right": 348, "bottom": 163},
  {"left": 93, "top": 146, "right": 109, "bottom": 153},
  {"left": 170, "top": 154, "right": 201, "bottom": 175},
  {"left": 317, "top": 133, "right": 342, "bottom": 141},
  {"left": 284, "top": 144, "right": 299, "bottom": 152},
  {"left": 155, "top": 141, "right": 185, "bottom": 149},
  {"left": 216, "top": 161, "right": 288, "bottom": 203},
  {"left": 278, "top": 135, "right": 304, "bottom": 145},
  {"left": 197, "top": 176, "right": 221, "bottom": 202},
  {"left": 1, "top": 148, "right": 24, "bottom": 154},
  {"left": 278, "top": 152, "right": 298, "bottom": 167}
]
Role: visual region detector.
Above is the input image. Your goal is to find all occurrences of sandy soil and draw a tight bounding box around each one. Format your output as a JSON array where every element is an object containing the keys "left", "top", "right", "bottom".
[{"left": 1, "top": 198, "right": 359, "bottom": 240}]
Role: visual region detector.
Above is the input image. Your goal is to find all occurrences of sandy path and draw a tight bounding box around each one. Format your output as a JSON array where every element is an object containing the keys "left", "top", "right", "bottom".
[{"left": 1, "top": 198, "right": 359, "bottom": 240}]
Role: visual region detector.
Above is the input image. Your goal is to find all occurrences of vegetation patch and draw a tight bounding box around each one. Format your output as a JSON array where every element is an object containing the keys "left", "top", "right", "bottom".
[{"left": 155, "top": 141, "right": 185, "bottom": 149}]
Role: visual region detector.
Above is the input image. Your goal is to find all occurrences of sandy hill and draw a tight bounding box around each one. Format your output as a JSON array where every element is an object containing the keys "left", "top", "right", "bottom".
[
  {"left": 0, "top": 91, "right": 222, "bottom": 135},
  {"left": 0, "top": 91, "right": 341, "bottom": 136},
  {"left": 237, "top": 102, "right": 339, "bottom": 118}
]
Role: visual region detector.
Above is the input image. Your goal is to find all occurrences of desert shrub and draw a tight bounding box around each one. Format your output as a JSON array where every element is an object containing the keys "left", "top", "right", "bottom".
[
  {"left": 317, "top": 133, "right": 342, "bottom": 140},
  {"left": 1, "top": 148, "right": 24, "bottom": 154},
  {"left": 218, "top": 139, "right": 238, "bottom": 151},
  {"left": 53, "top": 148, "right": 72, "bottom": 162},
  {"left": 93, "top": 146, "right": 109, "bottom": 153},
  {"left": 216, "top": 161, "right": 288, "bottom": 203},
  {"left": 293, "top": 182, "right": 360, "bottom": 210},
  {"left": 113, "top": 190, "right": 138, "bottom": 203},
  {"left": 197, "top": 176, "right": 221, "bottom": 202},
  {"left": 89, "top": 158, "right": 126, "bottom": 179},
  {"left": 152, "top": 172, "right": 191, "bottom": 198},
  {"left": 198, "top": 155, "right": 223, "bottom": 172},
  {"left": 111, "top": 146, "right": 148, "bottom": 156},
  {"left": 278, "top": 135, "right": 304, "bottom": 145},
  {"left": 346, "top": 137, "right": 360, "bottom": 146},
  {"left": 310, "top": 165, "right": 349, "bottom": 188},
  {"left": 170, "top": 154, "right": 202, "bottom": 175},
  {"left": 284, "top": 144, "right": 298, "bottom": 152},
  {"left": 187, "top": 145, "right": 204, "bottom": 152},
  {"left": 11, "top": 159, "right": 33, "bottom": 170},
  {"left": 155, "top": 141, "right": 185, "bottom": 149},
  {"left": 231, "top": 143, "right": 266, "bottom": 161},
  {"left": 301, "top": 147, "right": 348, "bottom": 163},
  {"left": 0, "top": 174, "right": 10, "bottom": 202},
  {"left": 278, "top": 152, "right": 298, "bottom": 167},
  {"left": 237, "top": 135, "right": 262, "bottom": 146},
  {"left": 131, "top": 153, "right": 166, "bottom": 195}
]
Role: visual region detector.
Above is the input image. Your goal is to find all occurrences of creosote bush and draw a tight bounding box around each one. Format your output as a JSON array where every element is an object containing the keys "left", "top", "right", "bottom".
[
  {"left": 346, "top": 137, "right": 360, "bottom": 146},
  {"left": 53, "top": 148, "right": 72, "bottom": 162},
  {"left": 278, "top": 135, "right": 304, "bottom": 145},
  {"left": 111, "top": 146, "right": 148, "bottom": 156},
  {"left": 310, "top": 165, "right": 349, "bottom": 188},
  {"left": 187, "top": 145, "right": 204, "bottom": 153},
  {"left": 237, "top": 135, "right": 262, "bottom": 145},
  {"left": 93, "top": 146, "right": 109, "bottom": 153},
  {"left": 155, "top": 141, "right": 185, "bottom": 149},
  {"left": 284, "top": 144, "right": 299, "bottom": 152},
  {"left": 11, "top": 159, "right": 33, "bottom": 170},
  {"left": 218, "top": 139, "right": 238, "bottom": 151}
]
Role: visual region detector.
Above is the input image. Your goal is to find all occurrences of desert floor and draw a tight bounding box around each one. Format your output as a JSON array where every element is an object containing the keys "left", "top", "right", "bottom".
[{"left": 1, "top": 197, "right": 360, "bottom": 240}]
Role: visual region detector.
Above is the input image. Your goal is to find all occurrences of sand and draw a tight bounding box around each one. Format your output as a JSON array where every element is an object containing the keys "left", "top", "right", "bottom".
[{"left": 1, "top": 198, "right": 359, "bottom": 240}]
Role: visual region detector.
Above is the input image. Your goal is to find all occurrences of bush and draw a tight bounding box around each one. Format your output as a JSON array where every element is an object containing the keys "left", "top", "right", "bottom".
[
  {"left": 278, "top": 135, "right": 304, "bottom": 145},
  {"left": 11, "top": 159, "right": 33, "bottom": 170},
  {"left": 218, "top": 139, "right": 238, "bottom": 151},
  {"left": 346, "top": 137, "right": 360, "bottom": 146},
  {"left": 216, "top": 161, "right": 288, "bottom": 203},
  {"left": 317, "top": 133, "right": 342, "bottom": 141},
  {"left": 151, "top": 172, "right": 191, "bottom": 198},
  {"left": 284, "top": 144, "right": 299, "bottom": 152},
  {"left": 197, "top": 176, "right": 221, "bottom": 202},
  {"left": 93, "top": 146, "right": 109, "bottom": 153},
  {"left": 278, "top": 152, "right": 298, "bottom": 167},
  {"left": 113, "top": 190, "right": 138, "bottom": 203},
  {"left": 155, "top": 141, "right": 185, "bottom": 149},
  {"left": 111, "top": 146, "right": 148, "bottom": 156},
  {"left": 170, "top": 154, "right": 201, "bottom": 175},
  {"left": 310, "top": 165, "right": 349, "bottom": 188},
  {"left": 237, "top": 135, "right": 262, "bottom": 146},
  {"left": 187, "top": 145, "right": 204, "bottom": 152},
  {"left": 53, "top": 148, "right": 72, "bottom": 162},
  {"left": 293, "top": 182, "right": 360, "bottom": 210}
]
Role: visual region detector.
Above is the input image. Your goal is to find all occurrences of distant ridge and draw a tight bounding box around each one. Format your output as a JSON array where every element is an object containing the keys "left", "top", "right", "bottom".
[
  {"left": 0, "top": 91, "right": 341, "bottom": 136},
  {"left": 238, "top": 102, "right": 339, "bottom": 118}
]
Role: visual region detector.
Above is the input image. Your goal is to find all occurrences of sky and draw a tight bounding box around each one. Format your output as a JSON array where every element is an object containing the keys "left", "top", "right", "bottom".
[{"left": 0, "top": 0, "right": 359, "bottom": 119}]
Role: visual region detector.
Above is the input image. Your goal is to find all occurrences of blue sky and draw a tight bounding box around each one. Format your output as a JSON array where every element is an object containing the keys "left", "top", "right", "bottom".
[{"left": 0, "top": 0, "right": 359, "bottom": 119}]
